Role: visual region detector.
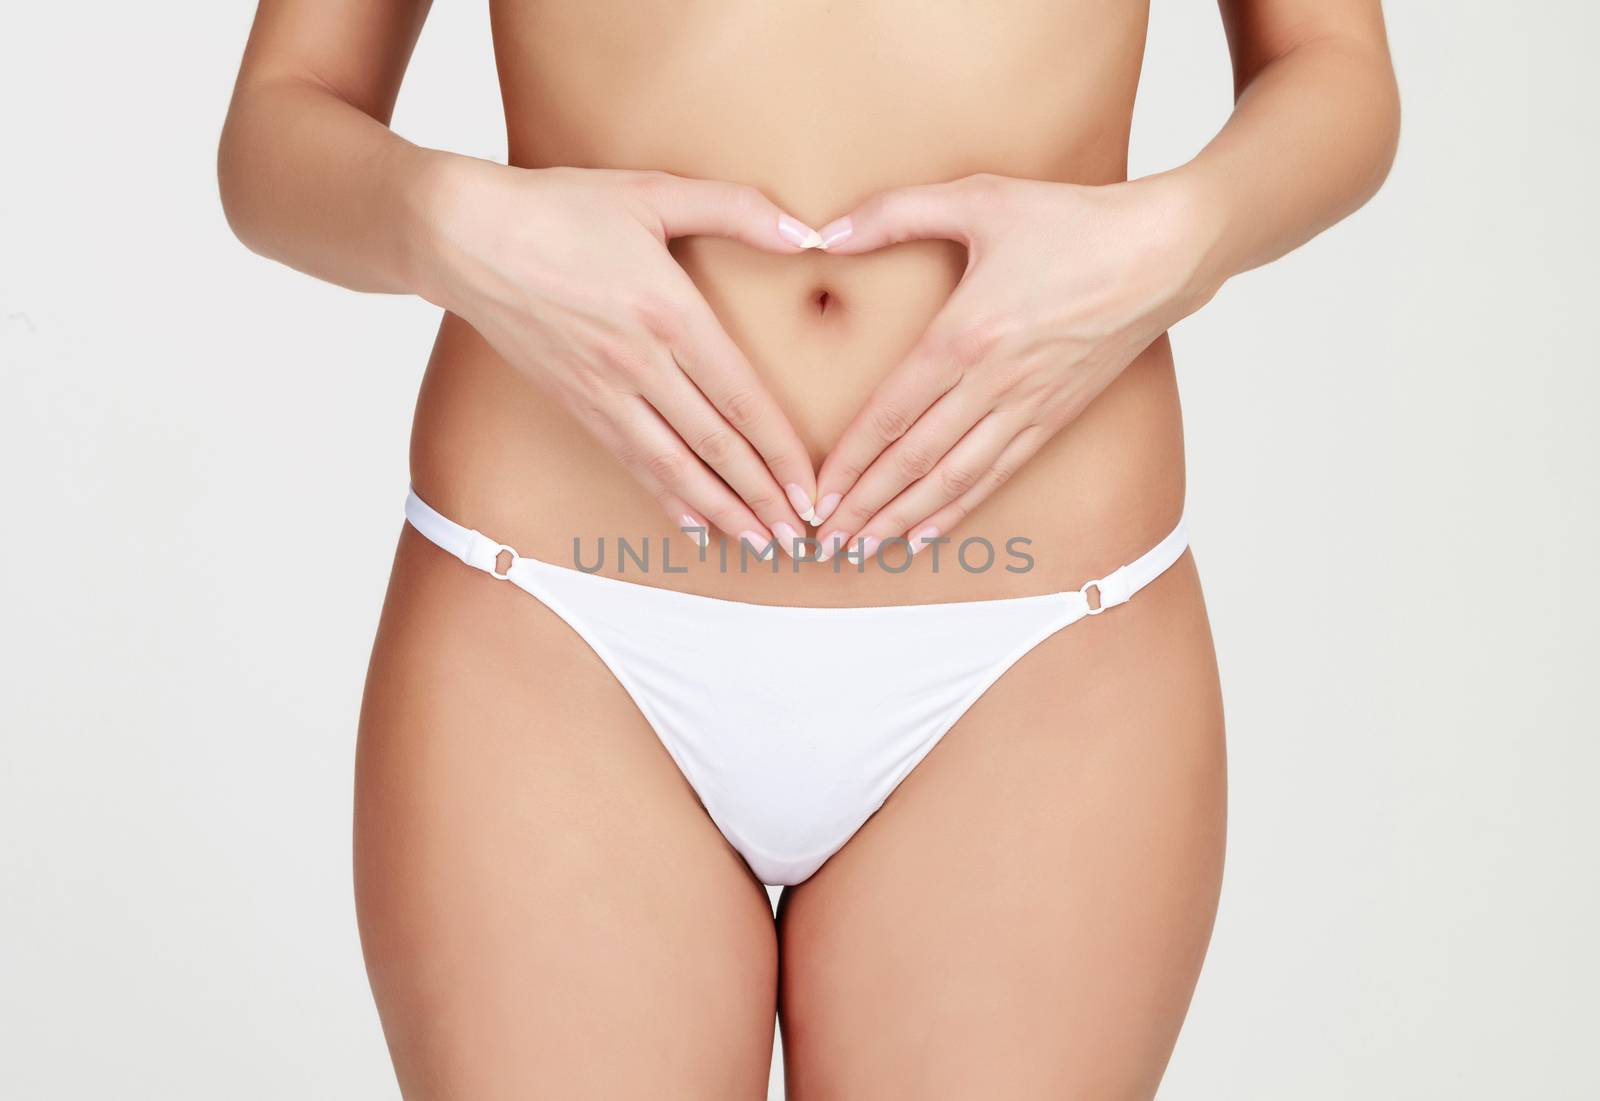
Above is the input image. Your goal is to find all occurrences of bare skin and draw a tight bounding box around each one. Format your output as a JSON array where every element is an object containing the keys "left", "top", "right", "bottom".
[{"left": 220, "top": 0, "right": 1398, "bottom": 1095}]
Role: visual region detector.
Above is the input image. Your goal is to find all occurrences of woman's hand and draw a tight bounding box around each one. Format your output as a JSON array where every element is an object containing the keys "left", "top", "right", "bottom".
[
  {"left": 420, "top": 160, "right": 828, "bottom": 556},
  {"left": 807, "top": 173, "right": 1219, "bottom": 562}
]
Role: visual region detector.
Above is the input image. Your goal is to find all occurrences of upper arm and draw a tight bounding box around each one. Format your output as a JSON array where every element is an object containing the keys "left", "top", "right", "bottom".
[
  {"left": 230, "top": 0, "right": 434, "bottom": 122},
  {"left": 1216, "top": 0, "right": 1394, "bottom": 95}
]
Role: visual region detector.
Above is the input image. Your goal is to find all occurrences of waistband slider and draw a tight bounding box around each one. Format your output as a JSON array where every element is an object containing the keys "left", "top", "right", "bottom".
[
  {"left": 1079, "top": 566, "right": 1133, "bottom": 615},
  {"left": 464, "top": 530, "right": 521, "bottom": 580},
  {"left": 489, "top": 543, "right": 520, "bottom": 580}
]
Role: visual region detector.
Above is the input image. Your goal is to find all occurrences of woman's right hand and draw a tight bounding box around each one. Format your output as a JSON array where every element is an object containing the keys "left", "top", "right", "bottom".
[{"left": 416, "top": 159, "right": 825, "bottom": 557}]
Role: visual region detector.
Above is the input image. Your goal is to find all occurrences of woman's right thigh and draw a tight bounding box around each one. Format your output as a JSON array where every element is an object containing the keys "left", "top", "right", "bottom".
[{"left": 354, "top": 528, "right": 778, "bottom": 1101}]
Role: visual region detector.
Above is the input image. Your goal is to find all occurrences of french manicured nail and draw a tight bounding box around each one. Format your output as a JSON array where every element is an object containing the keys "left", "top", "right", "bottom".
[
  {"left": 911, "top": 527, "right": 939, "bottom": 554},
  {"left": 740, "top": 530, "right": 776, "bottom": 560},
  {"left": 772, "top": 522, "right": 802, "bottom": 559},
  {"left": 785, "top": 484, "right": 816, "bottom": 524},
  {"left": 847, "top": 535, "right": 881, "bottom": 565},
  {"left": 814, "top": 493, "right": 841, "bottom": 524},
  {"left": 681, "top": 515, "right": 709, "bottom": 548},
  {"left": 778, "top": 215, "right": 824, "bottom": 250},
  {"left": 816, "top": 531, "right": 846, "bottom": 563},
  {"left": 818, "top": 217, "right": 853, "bottom": 249}
]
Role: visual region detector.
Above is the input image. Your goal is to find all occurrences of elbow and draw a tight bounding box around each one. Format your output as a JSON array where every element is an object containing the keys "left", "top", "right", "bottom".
[
  {"left": 1246, "top": 31, "right": 1404, "bottom": 209},
  {"left": 215, "top": 99, "right": 273, "bottom": 258},
  {"left": 216, "top": 115, "right": 256, "bottom": 254},
  {"left": 1324, "top": 42, "right": 1404, "bottom": 213},
  {"left": 1365, "top": 65, "right": 1403, "bottom": 201},
  {"left": 1342, "top": 31, "right": 1404, "bottom": 207}
]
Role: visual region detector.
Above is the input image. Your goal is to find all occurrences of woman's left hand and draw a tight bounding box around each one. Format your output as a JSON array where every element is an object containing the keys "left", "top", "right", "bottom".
[{"left": 809, "top": 173, "right": 1218, "bottom": 562}]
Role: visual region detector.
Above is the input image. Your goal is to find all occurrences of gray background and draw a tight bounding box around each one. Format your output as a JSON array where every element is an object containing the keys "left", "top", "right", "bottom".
[{"left": 3, "top": 2, "right": 1595, "bottom": 1097}]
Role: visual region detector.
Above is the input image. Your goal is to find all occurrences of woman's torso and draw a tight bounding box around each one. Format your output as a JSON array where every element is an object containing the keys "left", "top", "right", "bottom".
[{"left": 411, "top": 0, "right": 1186, "bottom": 604}]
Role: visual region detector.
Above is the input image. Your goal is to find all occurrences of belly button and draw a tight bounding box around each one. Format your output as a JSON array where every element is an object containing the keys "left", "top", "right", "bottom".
[{"left": 812, "top": 288, "right": 833, "bottom": 316}]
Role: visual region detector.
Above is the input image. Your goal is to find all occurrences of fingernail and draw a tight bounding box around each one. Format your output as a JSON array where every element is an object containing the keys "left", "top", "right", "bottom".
[
  {"left": 818, "top": 217, "right": 853, "bottom": 249},
  {"left": 740, "top": 530, "right": 776, "bottom": 560},
  {"left": 785, "top": 484, "right": 816, "bottom": 524},
  {"left": 911, "top": 527, "right": 939, "bottom": 554},
  {"left": 772, "top": 522, "right": 802, "bottom": 559},
  {"left": 778, "top": 215, "right": 824, "bottom": 250},
  {"left": 860, "top": 536, "right": 880, "bottom": 561},
  {"left": 681, "top": 515, "right": 709, "bottom": 548},
  {"left": 814, "top": 493, "right": 841, "bottom": 524},
  {"left": 816, "top": 531, "right": 846, "bottom": 563}
]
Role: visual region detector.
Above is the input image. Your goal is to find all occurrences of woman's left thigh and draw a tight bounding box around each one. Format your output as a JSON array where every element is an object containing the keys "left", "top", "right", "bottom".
[{"left": 776, "top": 555, "right": 1226, "bottom": 1101}]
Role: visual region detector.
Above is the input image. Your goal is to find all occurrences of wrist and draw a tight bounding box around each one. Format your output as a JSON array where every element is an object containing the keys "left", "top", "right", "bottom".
[
  {"left": 1145, "top": 165, "right": 1233, "bottom": 316},
  {"left": 396, "top": 148, "right": 483, "bottom": 311}
]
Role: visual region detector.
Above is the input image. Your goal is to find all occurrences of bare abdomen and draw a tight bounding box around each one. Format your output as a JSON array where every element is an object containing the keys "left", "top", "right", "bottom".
[{"left": 410, "top": 0, "right": 1181, "bottom": 605}]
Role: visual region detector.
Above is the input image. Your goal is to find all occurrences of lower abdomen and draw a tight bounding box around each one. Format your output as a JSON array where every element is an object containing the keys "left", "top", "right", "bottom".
[{"left": 409, "top": 242, "right": 1186, "bottom": 607}]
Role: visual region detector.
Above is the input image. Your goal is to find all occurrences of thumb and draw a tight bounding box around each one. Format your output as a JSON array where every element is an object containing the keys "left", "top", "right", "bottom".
[
  {"left": 813, "top": 176, "right": 990, "bottom": 255},
  {"left": 633, "top": 172, "right": 825, "bottom": 254}
]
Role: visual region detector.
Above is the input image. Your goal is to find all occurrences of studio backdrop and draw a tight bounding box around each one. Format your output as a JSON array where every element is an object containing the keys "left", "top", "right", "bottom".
[{"left": 2, "top": 2, "right": 1596, "bottom": 1097}]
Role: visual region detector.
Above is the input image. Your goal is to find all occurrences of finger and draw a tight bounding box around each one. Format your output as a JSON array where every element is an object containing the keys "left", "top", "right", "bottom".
[
  {"left": 902, "top": 424, "right": 1053, "bottom": 555},
  {"left": 644, "top": 483, "right": 713, "bottom": 552},
  {"left": 812, "top": 304, "right": 992, "bottom": 527},
  {"left": 813, "top": 175, "right": 996, "bottom": 255},
  {"left": 671, "top": 294, "right": 819, "bottom": 525},
  {"left": 812, "top": 376, "right": 990, "bottom": 548},
  {"left": 585, "top": 404, "right": 725, "bottom": 547},
  {"left": 600, "top": 396, "right": 780, "bottom": 561},
  {"left": 631, "top": 171, "right": 825, "bottom": 253},
  {"left": 838, "top": 411, "right": 1023, "bottom": 556},
  {"left": 639, "top": 350, "right": 810, "bottom": 557}
]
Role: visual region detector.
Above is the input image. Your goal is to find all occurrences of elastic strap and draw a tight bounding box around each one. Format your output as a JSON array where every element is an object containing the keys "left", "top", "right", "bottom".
[
  {"left": 405, "top": 490, "right": 519, "bottom": 578},
  {"left": 1076, "top": 514, "right": 1189, "bottom": 614},
  {"left": 405, "top": 487, "right": 1189, "bottom": 607}
]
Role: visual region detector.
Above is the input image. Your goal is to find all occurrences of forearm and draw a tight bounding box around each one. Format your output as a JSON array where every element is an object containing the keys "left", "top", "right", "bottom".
[
  {"left": 217, "top": 76, "right": 458, "bottom": 301},
  {"left": 1169, "top": 30, "right": 1401, "bottom": 297}
]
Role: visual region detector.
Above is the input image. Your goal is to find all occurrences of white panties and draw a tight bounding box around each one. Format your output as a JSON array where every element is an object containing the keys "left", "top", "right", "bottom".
[{"left": 404, "top": 489, "right": 1189, "bottom": 885}]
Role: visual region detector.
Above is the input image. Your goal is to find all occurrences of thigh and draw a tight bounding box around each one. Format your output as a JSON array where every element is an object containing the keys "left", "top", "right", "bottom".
[
  {"left": 777, "top": 554, "right": 1226, "bottom": 1101},
  {"left": 355, "top": 528, "right": 778, "bottom": 1101}
]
